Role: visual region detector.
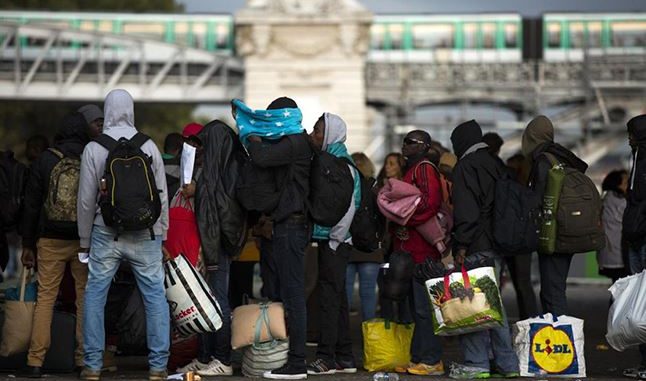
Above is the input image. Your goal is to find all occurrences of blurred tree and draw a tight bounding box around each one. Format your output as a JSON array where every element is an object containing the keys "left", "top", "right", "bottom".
[{"left": 2, "top": 0, "right": 183, "bottom": 12}]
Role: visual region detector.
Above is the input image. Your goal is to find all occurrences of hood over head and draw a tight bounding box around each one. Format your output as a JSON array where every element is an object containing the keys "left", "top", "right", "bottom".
[
  {"left": 53, "top": 112, "right": 90, "bottom": 156},
  {"left": 451, "top": 119, "right": 483, "bottom": 158},
  {"left": 628, "top": 114, "right": 646, "bottom": 143},
  {"left": 103, "top": 89, "right": 135, "bottom": 131},
  {"left": 522, "top": 115, "right": 554, "bottom": 157},
  {"left": 322, "top": 112, "right": 347, "bottom": 151}
]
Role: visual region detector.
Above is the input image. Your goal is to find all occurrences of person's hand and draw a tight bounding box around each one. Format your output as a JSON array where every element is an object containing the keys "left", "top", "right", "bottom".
[
  {"left": 21, "top": 247, "right": 36, "bottom": 269},
  {"left": 181, "top": 181, "right": 196, "bottom": 198},
  {"left": 454, "top": 248, "right": 467, "bottom": 267},
  {"left": 248, "top": 135, "right": 262, "bottom": 143},
  {"left": 162, "top": 246, "right": 172, "bottom": 263}
]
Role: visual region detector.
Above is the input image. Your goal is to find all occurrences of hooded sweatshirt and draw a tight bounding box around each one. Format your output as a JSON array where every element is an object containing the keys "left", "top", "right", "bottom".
[
  {"left": 77, "top": 89, "right": 169, "bottom": 248},
  {"left": 22, "top": 112, "right": 90, "bottom": 248},
  {"left": 450, "top": 120, "right": 507, "bottom": 255},
  {"left": 312, "top": 113, "right": 361, "bottom": 250}
]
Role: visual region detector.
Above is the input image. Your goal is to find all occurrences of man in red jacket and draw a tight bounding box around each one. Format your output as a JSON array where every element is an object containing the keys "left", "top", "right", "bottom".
[{"left": 392, "top": 130, "right": 444, "bottom": 376}]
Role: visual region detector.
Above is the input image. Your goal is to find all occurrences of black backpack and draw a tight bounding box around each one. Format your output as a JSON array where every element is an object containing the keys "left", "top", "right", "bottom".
[
  {"left": 342, "top": 159, "right": 382, "bottom": 252},
  {"left": 0, "top": 151, "right": 27, "bottom": 232},
  {"left": 308, "top": 150, "right": 354, "bottom": 227},
  {"left": 95, "top": 133, "right": 161, "bottom": 237},
  {"left": 236, "top": 156, "right": 286, "bottom": 214},
  {"left": 493, "top": 174, "right": 541, "bottom": 255}
]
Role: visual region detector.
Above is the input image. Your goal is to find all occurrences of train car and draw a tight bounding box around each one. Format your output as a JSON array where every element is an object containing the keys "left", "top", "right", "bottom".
[
  {"left": 0, "top": 11, "right": 235, "bottom": 53},
  {"left": 369, "top": 14, "right": 523, "bottom": 63},
  {"left": 543, "top": 13, "right": 646, "bottom": 61}
]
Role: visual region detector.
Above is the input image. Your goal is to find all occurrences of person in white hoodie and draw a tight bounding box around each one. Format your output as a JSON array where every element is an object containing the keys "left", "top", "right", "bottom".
[{"left": 77, "top": 89, "right": 169, "bottom": 381}]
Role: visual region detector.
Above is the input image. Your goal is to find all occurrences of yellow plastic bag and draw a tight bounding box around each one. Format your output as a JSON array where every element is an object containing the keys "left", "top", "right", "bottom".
[{"left": 362, "top": 318, "right": 414, "bottom": 372}]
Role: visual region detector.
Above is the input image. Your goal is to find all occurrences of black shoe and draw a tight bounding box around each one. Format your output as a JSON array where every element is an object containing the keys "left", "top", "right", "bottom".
[
  {"left": 263, "top": 364, "right": 307, "bottom": 380},
  {"left": 307, "top": 359, "right": 336, "bottom": 375},
  {"left": 335, "top": 359, "right": 357, "bottom": 374},
  {"left": 19, "top": 366, "right": 42, "bottom": 379}
]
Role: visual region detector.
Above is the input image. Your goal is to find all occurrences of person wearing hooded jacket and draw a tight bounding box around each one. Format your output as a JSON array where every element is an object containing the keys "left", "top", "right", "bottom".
[
  {"left": 306, "top": 113, "right": 360, "bottom": 375},
  {"left": 77, "top": 89, "right": 170, "bottom": 381},
  {"left": 449, "top": 120, "right": 520, "bottom": 379},
  {"left": 391, "top": 130, "right": 445, "bottom": 376},
  {"left": 521, "top": 115, "right": 588, "bottom": 317},
  {"left": 18, "top": 112, "right": 91, "bottom": 378},
  {"left": 622, "top": 114, "right": 646, "bottom": 380}
]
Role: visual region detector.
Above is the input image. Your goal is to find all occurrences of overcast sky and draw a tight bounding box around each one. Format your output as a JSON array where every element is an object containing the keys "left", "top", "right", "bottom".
[{"left": 180, "top": 0, "right": 646, "bottom": 16}]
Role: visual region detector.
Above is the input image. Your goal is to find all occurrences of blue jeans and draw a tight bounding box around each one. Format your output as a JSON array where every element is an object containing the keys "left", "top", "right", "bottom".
[
  {"left": 410, "top": 280, "right": 443, "bottom": 364},
  {"left": 345, "top": 262, "right": 380, "bottom": 321},
  {"left": 199, "top": 255, "right": 232, "bottom": 365},
  {"left": 84, "top": 225, "right": 170, "bottom": 372},
  {"left": 459, "top": 254, "right": 519, "bottom": 373},
  {"left": 628, "top": 245, "right": 646, "bottom": 366}
]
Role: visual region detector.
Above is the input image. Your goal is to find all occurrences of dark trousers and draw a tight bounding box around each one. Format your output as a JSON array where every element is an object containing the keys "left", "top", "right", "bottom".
[
  {"left": 229, "top": 261, "right": 256, "bottom": 309},
  {"left": 409, "top": 280, "right": 443, "bottom": 365},
  {"left": 199, "top": 255, "right": 232, "bottom": 365},
  {"left": 260, "top": 217, "right": 309, "bottom": 369},
  {"left": 538, "top": 252, "right": 574, "bottom": 316},
  {"left": 505, "top": 254, "right": 539, "bottom": 319},
  {"left": 316, "top": 242, "right": 353, "bottom": 364}
]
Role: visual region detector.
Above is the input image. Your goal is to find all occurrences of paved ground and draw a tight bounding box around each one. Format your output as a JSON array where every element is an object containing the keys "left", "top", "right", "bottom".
[{"left": 0, "top": 282, "right": 639, "bottom": 381}]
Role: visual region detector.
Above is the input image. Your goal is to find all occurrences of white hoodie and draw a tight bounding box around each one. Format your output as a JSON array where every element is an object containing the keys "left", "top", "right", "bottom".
[{"left": 77, "top": 89, "right": 169, "bottom": 248}]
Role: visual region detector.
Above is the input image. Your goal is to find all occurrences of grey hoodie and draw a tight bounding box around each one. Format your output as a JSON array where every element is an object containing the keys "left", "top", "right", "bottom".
[{"left": 77, "top": 89, "right": 169, "bottom": 248}]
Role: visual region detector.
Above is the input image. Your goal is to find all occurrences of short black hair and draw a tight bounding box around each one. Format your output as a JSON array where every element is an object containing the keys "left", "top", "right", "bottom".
[
  {"left": 164, "top": 132, "right": 183, "bottom": 155},
  {"left": 267, "top": 97, "right": 298, "bottom": 110},
  {"left": 482, "top": 132, "right": 504, "bottom": 155},
  {"left": 26, "top": 134, "right": 49, "bottom": 151},
  {"left": 602, "top": 169, "right": 628, "bottom": 193}
]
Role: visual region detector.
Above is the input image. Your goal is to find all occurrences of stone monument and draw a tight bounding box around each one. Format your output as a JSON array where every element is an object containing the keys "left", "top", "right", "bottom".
[{"left": 235, "top": 0, "right": 373, "bottom": 152}]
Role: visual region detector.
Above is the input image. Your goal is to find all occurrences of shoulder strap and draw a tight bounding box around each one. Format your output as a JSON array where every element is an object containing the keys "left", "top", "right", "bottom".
[
  {"left": 94, "top": 134, "right": 118, "bottom": 152},
  {"left": 542, "top": 152, "right": 560, "bottom": 167},
  {"left": 341, "top": 157, "right": 363, "bottom": 179},
  {"left": 47, "top": 148, "right": 64, "bottom": 160},
  {"left": 128, "top": 132, "right": 151, "bottom": 150},
  {"left": 412, "top": 160, "right": 439, "bottom": 181}
]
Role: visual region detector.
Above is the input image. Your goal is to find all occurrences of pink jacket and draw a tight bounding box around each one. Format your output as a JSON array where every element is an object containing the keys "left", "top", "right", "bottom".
[{"left": 377, "top": 178, "right": 421, "bottom": 226}]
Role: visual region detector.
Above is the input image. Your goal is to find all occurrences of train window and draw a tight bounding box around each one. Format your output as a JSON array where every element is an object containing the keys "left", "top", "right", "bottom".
[
  {"left": 79, "top": 21, "right": 95, "bottom": 32},
  {"left": 388, "top": 24, "right": 404, "bottom": 50},
  {"left": 504, "top": 23, "right": 518, "bottom": 48},
  {"left": 569, "top": 22, "right": 585, "bottom": 48},
  {"left": 123, "top": 22, "right": 165, "bottom": 40},
  {"left": 547, "top": 22, "right": 561, "bottom": 48},
  {"left": 370, "top": 24, "right": 386, "bottom": 50},
  {"left": 96, "top": 21, "right": 113, "bottom": 33},
  {"left": 482, "top": 23, "right": 496, "bottom": 49},
  {"left": 464, "top": 23, "right": 477, "bottom": 49},
  {"left": 192, "top": 22, "right": 207, "bottom": 49},
  {"left": 412, "top": 23, "right": 453, "bottom": 49},
  {"left": 175, "top": 22, "right": 190, "bottom": 46},
  {"left": 587, "top": 22, "right": 603, "bottom": 48},
  {"left": 215, "top": 23, "right": 230, "bottom": 49},
  {"left": 611, "top": 21, "right": 646, "bottom": 48}
]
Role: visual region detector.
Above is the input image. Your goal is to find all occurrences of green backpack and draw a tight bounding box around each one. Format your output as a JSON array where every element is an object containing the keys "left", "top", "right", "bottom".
[
  {"left": 538, "top": 153, "right": 605, "bottom": 255},
  {"left": 44, "top": 148, "right": 81, "bottom": 224}
]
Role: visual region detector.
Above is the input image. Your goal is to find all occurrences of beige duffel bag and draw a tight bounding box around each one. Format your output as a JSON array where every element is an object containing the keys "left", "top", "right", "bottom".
[{"left": 231, "top": 301, "right": 287, "bottom": 350}]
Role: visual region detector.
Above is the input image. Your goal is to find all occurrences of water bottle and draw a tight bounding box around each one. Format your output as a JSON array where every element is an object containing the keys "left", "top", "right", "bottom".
[{"left": 373, "top": 372, "right": 399, "bottom": 381}]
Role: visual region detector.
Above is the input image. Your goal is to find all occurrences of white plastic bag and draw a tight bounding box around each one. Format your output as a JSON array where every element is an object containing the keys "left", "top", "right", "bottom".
[
  {"left": 606, "top": 270, "right": 646, "bottom": 351},
  {"left": 164, "top": 254, "right": 223, "bottom": 336},
  {"left": 513, "top": 313, "right": 585, "bottom": 378}
]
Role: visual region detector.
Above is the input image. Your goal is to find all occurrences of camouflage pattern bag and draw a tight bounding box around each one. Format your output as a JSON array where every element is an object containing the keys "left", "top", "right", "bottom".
[{"left": 44, "top": 148, "right": 81, "bottom": 223}]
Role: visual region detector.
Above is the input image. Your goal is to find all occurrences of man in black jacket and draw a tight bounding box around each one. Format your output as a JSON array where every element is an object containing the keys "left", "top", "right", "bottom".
[
  {"left": 20, "top": 112, "right": 91, "bottom": 378},
  {"left": 521, "top": 115, "right": 588, "bottom": 317},
  {"left": 622, "top": 114, "right": 646, "bottom": 380},
  {"left": 243, "top": 97, "right": 312, "bottom": 380},
  {"left": 449, "top": 120, "right": 519, "bottom": 379}
]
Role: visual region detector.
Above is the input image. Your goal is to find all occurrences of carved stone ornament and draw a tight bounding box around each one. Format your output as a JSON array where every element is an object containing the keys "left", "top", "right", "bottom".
[
  {"left": 245, "top": 0, "right": 367, "bottom": 16},
  {"left": 272, "top": 26, "right": 338, "bottom": 57}
]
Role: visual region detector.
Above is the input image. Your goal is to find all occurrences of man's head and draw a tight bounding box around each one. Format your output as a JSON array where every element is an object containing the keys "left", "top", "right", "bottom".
[
  {"left": 25, "top": 134, "right": 49, "bottom": 163},
  {"left": 54, "top": 112, "right": 90, "bottom": 145},
  {"left": 267, "top": 96, "right": 298, "bottom": 110},
  {"left": 482, "top": 132, "right": 504, "bottom": 157},
  {"left": 401, "top": 130, "right": 432, "bottom": 166},
  {"left": 521, "top": 115, "right": 554, "bottom": 157},
  {"left": 164, "top": 133, "right": 183, "bottom": 157},
  {"left": 310, "top": 113, "right": 347, "bottom": 151},
  {"left": 627, "top": 114, "right": 646, "bottom": 150},
  {"left": 104, "top": 89, "right": 135, "bottom": 130},
  {"left": 450, "top": 120, "right": 483, "bottom": 159},
  {"left": 77, "top": 104, "right": 104, "bottom": 138}
]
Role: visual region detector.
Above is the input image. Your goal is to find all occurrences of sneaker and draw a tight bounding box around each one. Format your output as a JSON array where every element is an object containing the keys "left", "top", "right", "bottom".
[
  {"left": 307, "top": 359, "right": 336, "bottom": 375},
  {"left": 449, "top": 363, "right": 490, "bottom": 379},
  {"left": 407, "top": 361, "right": 445, "bottom": 376},
  {"left": 102, "top": 349, "right": 118, "bottom": 373},
  {"left": 394, "top": 362, "right": 415, "bottom": 373},
  {"left": 178, "top": 358, "right": 211, "bottom": 373},
  {"left": 197, "top": 358, "right": 233, "bottom": 376},
  {"left": 263, "top": 364, "right": 308, "bottom": 380},
  {"left": 624, "top": 367, "right": 646, "bottom": 379},
  {"left": 149, "top": 369, "right": 168, "bottom": 381},
  {"left": 335, "top": 359, "right": 357, "bottom": 374},
  {"left": 18, "top": 366, "right": 42, "bottom": 379},
  {"left": 79, "top": 367, "right": 101, "bottom": 381}
]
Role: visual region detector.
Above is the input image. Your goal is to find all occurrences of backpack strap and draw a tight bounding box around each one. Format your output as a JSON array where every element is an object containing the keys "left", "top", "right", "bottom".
[
  {"left": 542, "top": 152, "right": 560, "bottom": 167},
  {"left": 128, "top": 132, "right": 151, "bottom": 149},
  {"left": 47, "top": 148, "right": 64, "bottom": 160},
  {"left": 94, "top": 134, "right": 118, "bottom": 152}
]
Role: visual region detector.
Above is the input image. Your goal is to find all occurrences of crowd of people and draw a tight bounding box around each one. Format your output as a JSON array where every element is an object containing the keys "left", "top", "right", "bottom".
[{"left": 0, "top": 88, "right": 645, "bottom": 380}]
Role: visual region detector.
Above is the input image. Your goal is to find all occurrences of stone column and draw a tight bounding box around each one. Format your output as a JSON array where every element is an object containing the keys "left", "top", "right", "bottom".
[{"left": 235, "top": 0, "right": 373, "bottom": 153}]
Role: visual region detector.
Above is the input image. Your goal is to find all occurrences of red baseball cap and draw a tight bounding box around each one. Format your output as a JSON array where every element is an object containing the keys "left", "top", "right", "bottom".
[{"left": 182, "top": 123, "right": 204, "bottom": 138}]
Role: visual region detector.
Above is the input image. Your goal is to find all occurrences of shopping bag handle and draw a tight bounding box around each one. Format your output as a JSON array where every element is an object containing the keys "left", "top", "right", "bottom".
[
  {"left": 19, "top": 266, "right": 31, "bottom": 302},
  {"left": 443, "top": 265, "right": 471, "bottom": 299}
]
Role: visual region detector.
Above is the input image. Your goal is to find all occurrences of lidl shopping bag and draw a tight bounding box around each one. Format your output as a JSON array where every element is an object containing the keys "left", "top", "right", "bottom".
[
  {"left": 606, "top": 270, "right": 646, "bottom": 351},
  {"left": 513, "top": 314, "right": 585, "bottom": 378},
  {"left": 425, "top": 266, "right": 503, "bottom": 336},
  {"left": 164, "top": 254, "right": 223, "bottom": 337},
  {"left": 362, "top": 319, "right": 414, "bottom": 372}
]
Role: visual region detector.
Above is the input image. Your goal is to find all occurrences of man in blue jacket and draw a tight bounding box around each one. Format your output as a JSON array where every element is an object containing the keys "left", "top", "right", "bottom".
[{"left": 307, "top": 113, "right": 361, "bottom": 376}]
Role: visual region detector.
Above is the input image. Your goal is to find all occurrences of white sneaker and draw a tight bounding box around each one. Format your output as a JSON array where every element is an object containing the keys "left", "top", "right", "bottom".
[
  {"left": 197, "top": 358, "right": 234, "bottom": 376},
  {"left": 176, "top": 358, "right": 210, "bottom": 373}
]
